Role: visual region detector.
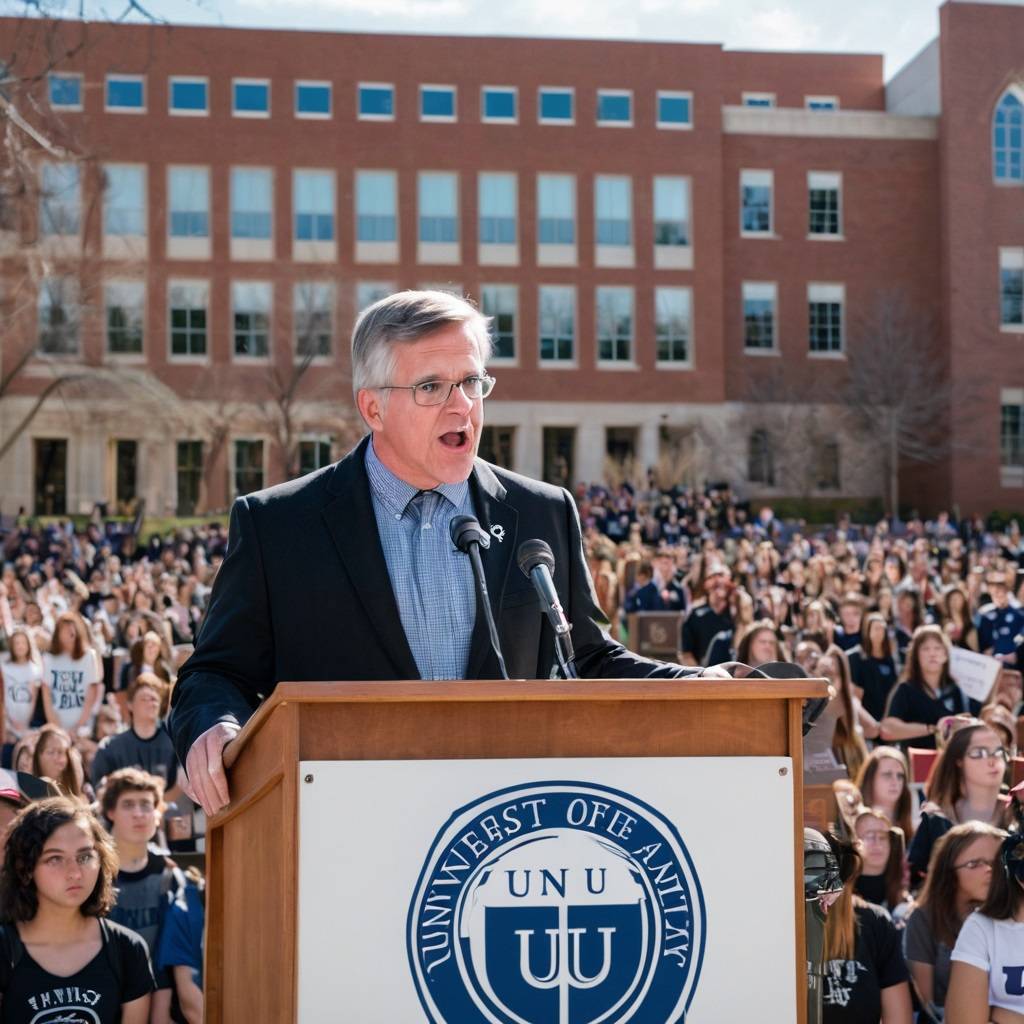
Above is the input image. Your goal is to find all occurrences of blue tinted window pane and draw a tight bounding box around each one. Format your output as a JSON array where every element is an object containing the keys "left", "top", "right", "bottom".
[
  {"left": 235, "top": 82, "right": 268, "bottom": 113},
  {"left": 296, "top": 84, "right": 330, "bottom": 115},
  {"left": 107, "top": 78, "right": 144, "bottom": 109},
  {"left": 421, "top": 89, "right": 454, "bottom": 118},
  {"left": 49, "top": 75, "right": 80, "bottom": 108},
  {"left": 745, "top": 97, "right": 773, "bottom": 108},
  {"left": 295, "top": 213, "right": 333, "bottom": 242},
  {"left": 360, "top": 86, "right": 394, "bottom": 117},
  {"left": 808, "top": 99, "right": 836, "bottom": 110},
  {"left": 540, "top": 91, "right": 572, "bottom": 121},
  {"left": 597, "top": 93, "right": 631, "bottom": 122},
  {"left": 171, "top": 80, "right": 207, "bottom": 111},
  {"left": 658, "top": 95, "right": 690, "bottom": 125},
  {"left": 483, "top": 89, "right": 515, "bottom": 120},
  {"left": 742, "top": 186, "right": 771, "bottom": 232}
]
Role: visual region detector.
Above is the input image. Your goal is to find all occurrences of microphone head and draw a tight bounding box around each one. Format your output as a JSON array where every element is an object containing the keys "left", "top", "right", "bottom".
[
  {"left": 517, "top": 539, "right": 555, "bottom": 577},
  {"left": 450, "top": 515, "right": 490, "bottom": 552}
]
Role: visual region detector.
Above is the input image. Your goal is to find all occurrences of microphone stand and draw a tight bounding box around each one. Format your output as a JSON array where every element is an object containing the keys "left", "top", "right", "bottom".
[{"left": 465, "top": 542, "right": 510, "bottom": 681}]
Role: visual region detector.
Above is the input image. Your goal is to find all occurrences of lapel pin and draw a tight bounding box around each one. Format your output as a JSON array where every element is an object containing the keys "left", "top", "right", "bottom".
[{"left": 490, "top": 524, "right": 506, "bottom": 544}]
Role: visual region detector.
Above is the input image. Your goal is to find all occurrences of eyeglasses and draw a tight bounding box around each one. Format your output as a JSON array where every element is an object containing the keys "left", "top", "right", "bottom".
[
  {"left": 954, "top": 858, "right": 996, "bottom": 871},
  {"left": 965, "top": 745, "right": 1010, "bottom": 762},
  {"left": 858, "top": 831, "right": 891, "bottom": 845},
  {"left": 376, "top": 374, "right": 496, "bottom": 407},
  {"left": 41, "top": 850, "right": 100, "bottom": 871}
]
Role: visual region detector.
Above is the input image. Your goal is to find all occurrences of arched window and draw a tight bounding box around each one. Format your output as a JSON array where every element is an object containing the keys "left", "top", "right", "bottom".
[
  {"left": 994, "top": 88, "right": 1024, "bottom": 183},
  {"left": 747, "top": 429, "right": 775, "bottom": 486}
]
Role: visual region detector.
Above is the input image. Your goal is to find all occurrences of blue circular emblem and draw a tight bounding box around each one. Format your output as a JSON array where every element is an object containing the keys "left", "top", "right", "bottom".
[{"left": 408, "top": 781, "right": 706, "bottom": 1024}]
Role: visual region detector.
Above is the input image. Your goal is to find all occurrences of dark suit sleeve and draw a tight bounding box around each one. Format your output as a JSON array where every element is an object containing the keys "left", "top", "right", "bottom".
[
  {"left": 560, "top": 490, "right": 700, "bottom": 680},
  {"left": 168, "top": 496, "right": 275, "bottom": 768}
]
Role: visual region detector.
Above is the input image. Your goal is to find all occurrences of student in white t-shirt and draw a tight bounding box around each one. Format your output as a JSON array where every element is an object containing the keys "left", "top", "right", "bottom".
[
  {"left": 947, "top": 831, "right": 1024, "bottom": 1023},
  {"left": 0, "top": 629, "right": 43, "bottom": 743},
  {"left": 41, "top": 612, "right": 102, "bottom": 739}
]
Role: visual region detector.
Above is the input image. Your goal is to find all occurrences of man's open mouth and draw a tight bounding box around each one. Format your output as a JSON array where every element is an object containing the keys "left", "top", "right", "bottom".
[{"left": 440, "top": 430, "right": 469, "bottom": 449}]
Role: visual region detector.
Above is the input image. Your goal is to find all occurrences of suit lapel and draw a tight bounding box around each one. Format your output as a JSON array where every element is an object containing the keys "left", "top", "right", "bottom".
[
  {"left": 466, "top": 460, "right": 518, "bottom": 679},
  {"left": 321, "top": 437, "right": 420, "bottom": 680}
]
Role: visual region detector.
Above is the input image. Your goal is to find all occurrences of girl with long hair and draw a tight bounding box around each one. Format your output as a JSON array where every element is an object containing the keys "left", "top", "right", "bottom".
[
  {"left": 0, "top": 630, "right": 43, "bottom": 750},
  {"left": 905, "top": 821, "right": 1006, "bottom": 1019},
  {"left": 855, "top": 612, "right": 900, "bottom": 722},
  {"left": 852, "top": 808, "right": 911, "bottom": 917},
  {"left": 818, "top": 645, "right": 874, "bottom": 780},
  {"left": 42, "top": 612, "right": 102, "bottom": 739},
  {"left": 31, "top": 724, "right": 86, "bottom": 802},
  {"left": 855, "top": 747, "right": 914, "bottom": 842},
  {"left": 941, "top": 584, "right": 979, "bottom": 652}
]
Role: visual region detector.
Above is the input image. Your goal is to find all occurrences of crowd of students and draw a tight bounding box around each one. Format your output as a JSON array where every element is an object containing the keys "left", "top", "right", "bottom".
[{"left": 1, "top": 496, "right": 1024, "bottom": 1021}]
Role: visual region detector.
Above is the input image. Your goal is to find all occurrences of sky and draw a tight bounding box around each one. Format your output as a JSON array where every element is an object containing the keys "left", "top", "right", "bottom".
[{"left": 57, "top": 0, "right": 1023, "bottom": 81}]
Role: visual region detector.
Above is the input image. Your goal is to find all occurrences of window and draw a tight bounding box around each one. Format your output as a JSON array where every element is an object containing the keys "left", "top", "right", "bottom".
[
  {"left": 537, "top": 174, "right": 575, "bottom": 244},
  {"left": 38, "top": 277, "right": 78, "bottom": 355},
  {"left": 103, "top": 164, "right": 145, "bottom": 237},
  {"left": 539, "top": 87, "right": 573, "bottom": 124},
  {"left": 114, "top": 440, "right": 137, "bottom": 509},
  {"left": 478, "top": 173, "right": 516, "bottom": 244},
  {"left": 105, "top": 280, "right": 144, "bottom": 355},
  {"left": 482, "top": 86, "right": 516, "bottom": 123},
  {"left": 356, "top": 281, "right": 394, "bottom": 311},
  {"left": 1001, "top": 248, "right": 1024, "bottom": 328},
  {"left": 1003, "top": 396, "right": 1024, "bottom": 470},
  {"left": 815, "top": 441, "right": 841, "bottom": 490},
  {"left": 481, "top": 284, "right": 516, "bottom": 361},
  {"left": 35, "top": 439, "right": 67, "bottom": 516},
  {"left": 748, "top": 430, "right": 775, "bottom": 485},
  {"left": 655, "top": 287, "right": 691, "bottom": 365},
  {"left": 234, "top": 79, "right": 269, "bottom": 117},
  {"left": 105, "top": 75, "right": 144, "bottom": 112},
  {"left": 299, "top": 437, "right": 333, "bottom": 476},
  {"left": 168, "top": 167, "right": 209, "bottom": 238},
  {"left": 543, "top": 426, "right": 575, "bottom": 487},
  {"left": 420, "top": 85, "right": 455, "bottom": 122},
  {"left": 596, "top": 286, "right": 633, "bottom": 363},
  {"left": 40, "top": 162, "right": 80, "bottom": 236},
  {"left": 740, "top": 169, "right": 773, "bottom": 235},
  {"left": 176, "top": 440, "right": 202, "bottom": 516},
  {"left": 995, "top": 90, "right": 1024, "bottom": 183},
  {"left": 231, "top": 168, "right": 273, "bottom": 240},
  {"left": 355, "top": 171, "right": 397, "bottom": 242},
  {"left": 806, "top": 96, "right": 838, "bottom": 111},
  {"left": 478, "top": 426, "right": 514, "bottom": 469},
  {"left": 539, "top": 285, "right": 574, "bottom": 362},
  {"left": 653, "top": 176, "right": 690, "bottom": 246},
  {"left": 295, "top": 81, "right": 331, "bottom": 118},
  {"left": 743, "top": 282, "right": 777, "bottom": 351},
  {"left": 808, "top": 171, "right": 841, "bottom": 236},
  {"left": 48, "top": 73, "right": 81, "bottom": 110},
  {"left": 595, "top": 176, "right": 631, "bottom": 246},
  {"left": 294, "top": 282, "right": 333, "bottom": 359},
  {"left": 169, "top": 280, "right": 208, "bottom": 358},
  {"left": 808, "top": 283, "right": 844, "bottom": 354},
  {"left": 169, "top": 77, "right": 208, "bottom": 115},
  {"left": 418, "top": 172, "right": 458, "bottom": 243},
  {"left": 293, "top": 170, "right": 334, "bottom": 242},
  {"left": 742, "top": 93, "right": 775, "bottom": 108},
  {"left": 657, "top": 91, "right": 691, "bottom": 129},
  {"left": 596, "top": 90, "right": 632, "bottom": 126},
  {"left": 358, "top": 83, "right": 394, "bottom": 120},
  {"left": 234, "top": 440, "right": 264, "bottom": 496},
  {"left": 232, "top": 281, "right": 271, "bottom": 358}
]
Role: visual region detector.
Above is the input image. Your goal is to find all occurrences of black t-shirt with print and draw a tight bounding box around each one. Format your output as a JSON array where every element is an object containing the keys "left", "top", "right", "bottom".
[
  {"left": 0, "top": 918, "right": 154, "bottom": 1024},
  {"left": 821, "top": 902, "right": 908, "bottom": 1024},
  {"left": 884, "top": 681, "right": 975, "bottom": 750}
]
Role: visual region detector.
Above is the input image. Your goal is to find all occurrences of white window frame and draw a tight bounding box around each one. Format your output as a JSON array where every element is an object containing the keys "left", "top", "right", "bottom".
[
  {"left": 167, "top": 278, "right": 209, "bottom": 363},
  {"left": 742, "top": 281, "right": 779, "bottom": 356},
  {"left": 358, "top": 81, "right": 395, "bottom": 122},
  {"left": 49, "top": 72, "right": 83, "bottom": 112},
  {"left": 295, "top": 80, "right": 332, "bottom": 120},
  {"left": 742, "top": 92, "right": 776, "bottom": 108},
  {"left": 1000, "top": 247, "right": 1024, "bottom": 333},
  {"left": 168, "top": 76, "right": 209, "bottom": 117},
  {"left": 740, "top": 169, "right": 774, "bottom": 238},
  {"left": 103, "top": 163, "right": 147, "bottom": 239},
  {"left": 232, "top": 77, "right": 270, "bottom": 119},
  {"left": 807, "top": 171, "right": 843, "bottom": 239},
  {"left": 105, "top": 74, "right": 146, "bottom": 114},
  {"left": 656, "top": 90, "right": 692, "bottom": 130},
  {"left": 595, "top": 285, "right": 635, "bottom": 368},
  {"left": 419, "top": 83, "right": 456, "bottom": 123},
  {"left": 232, "top": 437, "right": 268, "bottom": 498},
  {"left": 480, "top": 283, "right": 518, "bottom": 366},
  {"left": 230, "top": 280, "right": 273, "bottom": 362},
  {"left": 596, "top": 88, "right": 633, "bottom": 128},
  {"left": 654, "top": 285, "right": 694, "bottom": 369},
  {"left": 807, "top": 282, "right": 845, "bottom": 358},
  {"left": 104, "top": 278, "right": 146, "bottom": 360},
  {"left": 538, "top": 284, "right": 577, "bottom": 367},
  {"left": 538, "top": 86, "right": 575, "bottom": 126},
  {"left": 805, "top": 95, "right": 840, "bottom": 111},
  {"left": 481, "top": 85, "right": 517, "bottom": 124},
  {"left": 293, "top": 280, "right": 335, "bottom": 363}
]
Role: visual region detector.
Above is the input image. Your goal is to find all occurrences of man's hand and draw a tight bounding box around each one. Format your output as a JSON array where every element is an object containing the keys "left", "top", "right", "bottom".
[
  {"left": 184, "top": 722, "right": 241, "bottom": 817},
  {"left": 699, "top": 661, "right": 753, "bottom": 679}
]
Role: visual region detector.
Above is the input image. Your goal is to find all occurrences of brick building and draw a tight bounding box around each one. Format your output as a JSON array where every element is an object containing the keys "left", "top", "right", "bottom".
[{"left": 0, "top": 2, "right": 1020, "bottom": 518}]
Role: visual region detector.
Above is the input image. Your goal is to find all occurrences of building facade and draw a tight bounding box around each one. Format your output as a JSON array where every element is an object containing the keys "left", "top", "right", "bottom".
[{"left": 0, "top": 2, "right": 1020, "bottom": 517}]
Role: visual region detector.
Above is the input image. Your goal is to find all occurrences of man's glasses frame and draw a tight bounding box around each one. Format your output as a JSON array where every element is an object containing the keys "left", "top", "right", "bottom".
[{"left": 376, "top": 374, "right": 496, "bottom": 407}]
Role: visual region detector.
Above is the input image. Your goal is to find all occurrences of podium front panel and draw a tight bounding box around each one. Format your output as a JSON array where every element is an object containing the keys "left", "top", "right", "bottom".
[{"left": 296, "top": 756, "right": 795, "bottom": 1023}]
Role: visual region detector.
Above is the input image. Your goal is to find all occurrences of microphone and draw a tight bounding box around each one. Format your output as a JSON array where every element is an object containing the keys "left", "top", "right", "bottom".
[
  {"left": 449, "top": 515, "right": 509, "bottom": 680},
  {"left": 516, "top": 539, "right": 578, "bottom": 679}
]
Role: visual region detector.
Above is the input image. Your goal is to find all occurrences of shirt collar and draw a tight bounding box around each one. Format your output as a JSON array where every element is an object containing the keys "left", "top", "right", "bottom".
[{"left": 365, "top": 437, "right": 470, "bottom": 517}]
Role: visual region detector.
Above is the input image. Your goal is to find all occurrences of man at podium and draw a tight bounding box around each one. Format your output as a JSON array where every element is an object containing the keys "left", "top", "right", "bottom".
[{"left": 169, "top": 290, "right": 725, "bottom": 817}]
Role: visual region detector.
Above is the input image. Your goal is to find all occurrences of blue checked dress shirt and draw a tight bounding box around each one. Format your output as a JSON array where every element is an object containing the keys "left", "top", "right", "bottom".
[{"left": 365, "top": 440, "right": 477, "bottom": 680}]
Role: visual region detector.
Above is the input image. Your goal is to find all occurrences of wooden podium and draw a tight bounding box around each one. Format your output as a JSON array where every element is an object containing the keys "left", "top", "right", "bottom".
[{"left": 208, "top": 677, "right": 826, "bottom": 1023}]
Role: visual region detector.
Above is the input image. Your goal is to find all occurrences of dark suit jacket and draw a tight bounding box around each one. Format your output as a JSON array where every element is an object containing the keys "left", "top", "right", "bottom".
[{"left": 168, "top": 436, "right": 698, "bottom": 766}]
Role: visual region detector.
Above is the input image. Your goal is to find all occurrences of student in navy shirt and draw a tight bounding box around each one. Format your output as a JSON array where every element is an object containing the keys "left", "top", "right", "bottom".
[
  {"left": 853, "top": 613, "right": 900, "bottom": 722},
  {"left": 977, "top": 572, "right": 1024, "bottom": 667}
]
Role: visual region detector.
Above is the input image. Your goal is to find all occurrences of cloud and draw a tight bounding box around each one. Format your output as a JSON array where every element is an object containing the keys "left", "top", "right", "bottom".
[
  {"left": 740, "top": 6, "right": 822, "bottom": 50},
  {"left": 235, "top": 0, "right": 470, "bottom": 17}
]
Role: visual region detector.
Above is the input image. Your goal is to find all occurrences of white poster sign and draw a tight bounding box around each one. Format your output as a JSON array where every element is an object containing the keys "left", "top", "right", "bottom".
[
  {"left": 297, "top": 756, "right": 796, "bottom": 1023},
  {"left": 950, "top": 647, "right": 1002, "bottom": 704}
]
